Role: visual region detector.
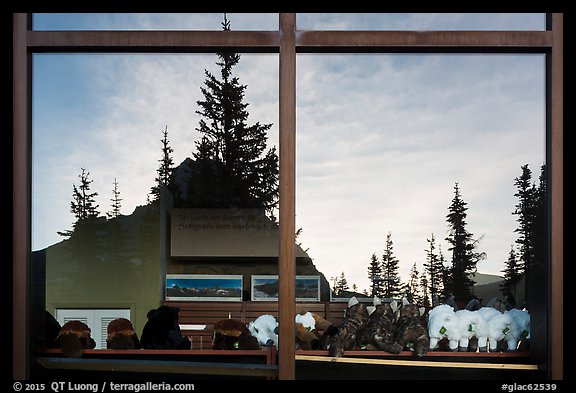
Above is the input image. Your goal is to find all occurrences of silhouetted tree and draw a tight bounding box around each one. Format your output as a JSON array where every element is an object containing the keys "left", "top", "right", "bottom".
[
  {"left": 444, "top": 183, "right": 486, "bottom": 302},
  {"left": 513, "top": 164, "right": 534, "bottom": 275},
  {"left": 381, "top": 232, "right": 402, "bottom": 298},
  {"left": 500, "top": 245, "right": 522, "bottom": 300},
  {"left": 185, "top": 15, "right": 279, "bottom": 215},
  {"left": 405, "top": 262, "right": 422, "bottom": 305},
  {"left": 367, "top": 253, "right": 384, "bottom": 297},
  {"left": 420, "top": 274, "right": 430, "bottom": 308},
  {"left": 423, "top": 233, "right": 444, "bottom": 303},
  {"left": 58, "top": 167, "right": 100, "bottom": 237},
  {"left": 513, "top": 163, "right": 547, "bottom": 306},
  {"left": 107, "top": 178, "right": 122, "bottom": 219},
  {"left": 149, "top": 125, "right": 177, "bottom": 204},
  {"left": 334, "top": 271, "right": 350, "bottom": 294}
]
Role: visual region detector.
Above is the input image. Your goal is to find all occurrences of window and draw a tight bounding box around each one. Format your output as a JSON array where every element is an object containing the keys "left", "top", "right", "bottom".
[{"left": 13, "top": 12, "right": 563, "bottom": 381}]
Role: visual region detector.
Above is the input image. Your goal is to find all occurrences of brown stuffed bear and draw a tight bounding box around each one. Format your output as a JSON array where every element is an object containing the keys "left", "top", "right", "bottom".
[
  {"left": 212, "top": 318, "right": 261, "bottom": 350},
  {"left": 295, "top": 311, "right": 334, "bottom": 350},
  {"left": 56, "top": 320, "right": 96, "bottom": 358},
  {"left": 107, "top": 318, "right": 140, "bottom": 349}
]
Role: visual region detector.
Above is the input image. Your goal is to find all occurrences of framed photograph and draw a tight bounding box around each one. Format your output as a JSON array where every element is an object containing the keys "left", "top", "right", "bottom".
[
  {"left": 251, "top": 275, "right": 320, "bottom": 302},
  {"left": 165, "top": 274, "right": 243, "bottom": 301}
]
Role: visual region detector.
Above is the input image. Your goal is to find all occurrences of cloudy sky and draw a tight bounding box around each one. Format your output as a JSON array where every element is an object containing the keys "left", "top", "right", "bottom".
[{"left": 32, "top": 13, "right": 546, "bottom": 293}]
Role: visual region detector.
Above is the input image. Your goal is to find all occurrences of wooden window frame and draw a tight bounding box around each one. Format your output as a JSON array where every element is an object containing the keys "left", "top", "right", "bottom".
[{"left": 13, "top": 13, "right": 563, "bottom": 380}]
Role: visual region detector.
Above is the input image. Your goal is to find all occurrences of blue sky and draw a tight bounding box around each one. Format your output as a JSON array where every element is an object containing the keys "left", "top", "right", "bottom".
[{"left": 32, "top": 13, "right": 546, "bottom": 293}]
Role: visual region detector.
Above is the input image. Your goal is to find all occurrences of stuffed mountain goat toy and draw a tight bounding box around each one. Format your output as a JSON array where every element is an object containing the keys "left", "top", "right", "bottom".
[
  {"left": 356, "top": 297, "right": 402, "bottom": 353},
  {"left": 394, "top": 297, "right": 429, "bottom": 356},
  {"left": 324, "top": 297, "right": 369, "bottom": 357}
]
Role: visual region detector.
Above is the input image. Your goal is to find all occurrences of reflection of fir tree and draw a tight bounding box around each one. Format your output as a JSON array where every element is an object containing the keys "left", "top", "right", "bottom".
[
  {"left": 500, "top": 245, "right": 521, "bottom": 303},
  {"left": 149, "top": 126, "right": 178, "bottom": 204},
  {"left": 513, "top": 164, "right": 547, "bottom": 306},
  {"left": 367, "top": 253, "right": 384, "bottom": 298},
  {"left": 444, "top": 183, "right": 486, "bottom": 302},
  {"left": 381, "top": 232, "right": 402, "bottom": 298},
  {"left": 405, "top": 262, "right": 422, "bottom": 305},
  {"left": 58, "top": 167, "right": 100, "bottom": 238},
  {"left": 423, "top": 233, "right": 444, "bottom": 303},
  {"left": 184, "top": 15, "right": 279, "bottom": 215}
]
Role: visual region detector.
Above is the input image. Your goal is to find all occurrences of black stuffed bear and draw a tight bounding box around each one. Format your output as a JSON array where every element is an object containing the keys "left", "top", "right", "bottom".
[{"left": 140, "top": 306, "right": 191, "bottom": 349}]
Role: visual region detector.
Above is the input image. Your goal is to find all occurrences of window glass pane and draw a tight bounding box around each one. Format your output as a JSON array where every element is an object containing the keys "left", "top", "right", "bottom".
[
  {"left": 297, "top": 13, "right": 546, "bottom": 31},
  {"left": 33, "top": 13, "right": 278, "bottom": 30},
  {"left": 296, "top": 54, "right": 545, "bottom": 307},
  {"left": 32, "top": 51, "right": 282, "bottom": 352}
]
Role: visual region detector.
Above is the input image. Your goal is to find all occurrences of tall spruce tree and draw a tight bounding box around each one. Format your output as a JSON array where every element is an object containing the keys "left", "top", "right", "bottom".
[
  {"left": 532, "top": 164, "right": 547, "bottom": 271},
  {"left": 513, "top": 164, "right": 534, "bottom": 276},
  {"left": 107, "top": 177, "right": 122, "bottom": 219},
  {"left": 423, "top": 233, "right": 444, "bottom": 303},
  {"left": 406, "top": 262, "right": 422, "bottom": 305},
  {"left": 368, "top": 253, "right": 384, "bottom": 297},
  {"left": 445, "top": 182, "right": 485, "bottom": 302},
  {"left": 185, "top": 15, "right": 279, "bottom": 215},
  {"left": 334, "top": 271, "right": 350, "bottom": 295},
  {"left": 58, "top": 167, "right": 100, "bottom": 237},
  {"left": 500, "top": 245, "right": 522, "bottom": 303},
  {"left": 512, "top": 164, "right": 547, "bottom": 304},
  {"left": 420, "top": 274, "right": 430, "bottom": 307},
  {"left": 149, "top": 125, "right": 177, "bottom": 204},
  {"left": 381, "top": 232, "right": 402, "bottom": 298}
]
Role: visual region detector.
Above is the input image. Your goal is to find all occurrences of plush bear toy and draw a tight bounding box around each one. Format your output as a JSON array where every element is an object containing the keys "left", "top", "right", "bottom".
[
  {"left": 140, "top": 306, "right": 191, "bottom": 349},
  {"left": 248, "top": 314, "right": 279, "bottom": 347},
  {"left": 56, "top": 320, "right": 96, "bottom": 358},
  {"left": 357, "top": 297, "right": 402, "bottom": 354},
  {"left": 212, "top": 318, "right": 261, "bottom": 350},
  {"left": 394, "top": 297, "right": 429, "bottom": 356},
  {"left": 324, "top": 297, "right": 369, "bottom": 357},
  {"left": 107, "top": 318, "right": 140, "bottom": 349},
  {"left": 294, "top": 311, "right": 335, "bottom": 350}
]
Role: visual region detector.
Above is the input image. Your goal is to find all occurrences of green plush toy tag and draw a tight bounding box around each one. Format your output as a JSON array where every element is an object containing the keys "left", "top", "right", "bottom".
[
  {"left": 233, "top": 341, "right": 239, "bottom": 349},
  {"left": 306, "top": 326, "right": 312, "bottom": 332},
  {"left": 439, "top": 326, "right": 447, "bottom": 334},
  {"left": 468, "top": 323, "right": 475, "bottom": 332},
  {"left": 503, "top": 326, "right": 510, "bottom": 335},
  {"left": 407, "top": 342, "right": 414, "bottom": 351}
]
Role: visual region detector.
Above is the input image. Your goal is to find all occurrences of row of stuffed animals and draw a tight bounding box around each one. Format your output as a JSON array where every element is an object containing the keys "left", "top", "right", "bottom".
[
  {"left": 45, "top": 306, "right": 192, "bottom": 357},
  {"left": 215, "top": 296, "right": 530, "bottom": 357},
  {"left": 47, "top": 296, "right": 530, "bottom": 358}
]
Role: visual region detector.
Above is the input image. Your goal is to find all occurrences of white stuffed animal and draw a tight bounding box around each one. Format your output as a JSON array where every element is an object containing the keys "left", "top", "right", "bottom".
[
  {"left": 454, "top": 309, "right": 490, "bottom": 352},
  {"left": 508, "top": 308, "right": 530, "bottom": 341},
  {"left": 427, "top": 304, "right": 460, "bottom": 351},
  {"left": 248, "top": 314, "right": 279, "bottom": 347},
  {"left": 479, "top": 308, "right": 520, "bottom": 351}
]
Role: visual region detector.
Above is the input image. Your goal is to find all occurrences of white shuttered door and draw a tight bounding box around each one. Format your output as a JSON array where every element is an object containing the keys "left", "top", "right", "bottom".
[{"left": 55, "top": 309, "right": 131, "bottom": 349}]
